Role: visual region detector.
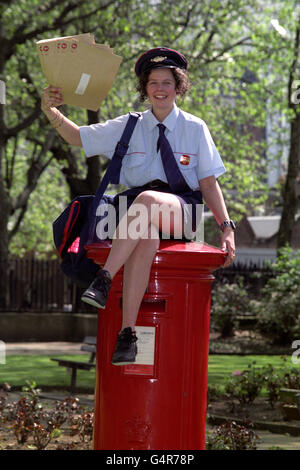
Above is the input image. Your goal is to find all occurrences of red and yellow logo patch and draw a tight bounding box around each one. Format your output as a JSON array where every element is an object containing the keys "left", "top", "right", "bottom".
[{"left": 179, "top": 155, "right": 190, "bottom": 165}]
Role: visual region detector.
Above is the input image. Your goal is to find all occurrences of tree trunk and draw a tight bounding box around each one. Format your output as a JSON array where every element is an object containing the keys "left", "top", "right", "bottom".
[
  {"left": 0, "top": 132, "right": 10, "bottom": 309},
  {"left": 277, "top": 114, "right": 300, "bottom": 250},
  {"left": 0, "top": 193, "right": 9, "bottom": 309}
]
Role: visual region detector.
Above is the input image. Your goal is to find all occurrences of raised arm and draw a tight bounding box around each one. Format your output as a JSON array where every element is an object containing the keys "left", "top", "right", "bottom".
[{"left": 41, "top": 86, "right": 82, "bottom": 147}]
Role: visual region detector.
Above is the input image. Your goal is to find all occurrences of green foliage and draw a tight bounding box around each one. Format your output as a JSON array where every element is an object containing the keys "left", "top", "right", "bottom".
[
  {"left": 8, "top": 160, "right": 69, "bottom": 257},
  {"left": 282, "top": 367, "right": 300, "bottom": 390},
  {"left": 263, "top": 363, "right": 300, "bottom": 407},
  {"left": 261, "top": 363, "right": 283, "bottom": 408},
  {"left": 252, "top": 247, "right": 300, "bottom": 345},
  {"left": 210, "top": 277, "right": 251, "bottom": 338},
  {"left": 224, "top": 359, "right": 300, "bottom": 409},
  {"left": 225, "top": 362, "right": 265, "bottom": 406},
  {"left": 1, "top": 0, "right": 299, "bottom": 258}
]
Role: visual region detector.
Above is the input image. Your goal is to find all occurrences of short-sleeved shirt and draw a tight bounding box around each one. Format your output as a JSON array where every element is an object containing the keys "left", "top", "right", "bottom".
[{"left": 79, "top": 104, "right": 226, "bottom": 190}]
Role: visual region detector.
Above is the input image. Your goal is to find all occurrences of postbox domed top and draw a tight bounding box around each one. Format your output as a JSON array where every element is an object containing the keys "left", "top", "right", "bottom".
[{"left": 85, "top": 240, "right": 226, "bottom": 273}]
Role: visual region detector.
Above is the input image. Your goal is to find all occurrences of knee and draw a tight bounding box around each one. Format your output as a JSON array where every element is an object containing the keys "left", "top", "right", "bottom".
[
  {"left": 134, "top": 190, "right": 158, "bottom": 209},
  {"left": 132, "top": 191, "right": 165, "bottom": 224}
]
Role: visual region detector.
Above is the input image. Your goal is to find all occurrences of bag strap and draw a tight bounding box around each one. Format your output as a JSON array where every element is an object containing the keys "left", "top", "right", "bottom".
[{"left": 91, "top": 111, "right": 141, "bottom": 214}]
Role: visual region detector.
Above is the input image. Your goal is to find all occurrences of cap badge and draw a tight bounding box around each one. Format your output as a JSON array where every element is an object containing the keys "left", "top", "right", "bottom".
[
  {"left": 151, "top": 56, "right": 167, "bottom": 63},
  {"left": 180, "top": 155, "right": 190, "bottom": 165}
]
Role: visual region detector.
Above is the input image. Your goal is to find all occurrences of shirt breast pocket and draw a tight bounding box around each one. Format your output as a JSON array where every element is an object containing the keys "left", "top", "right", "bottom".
[
  {"left": 174, "top": 154, "right": 199, "bottom": 188},
  {"left": 123, "top": 153, "right": 145, "bottom": 168},
  {"left": 121, "top": 153, "right": 147, "bottom": 185}
]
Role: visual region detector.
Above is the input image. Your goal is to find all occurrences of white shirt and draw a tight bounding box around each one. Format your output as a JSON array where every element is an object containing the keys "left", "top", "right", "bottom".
[{"left": 79, "top": 104, "right": 226, "bottom": 190}]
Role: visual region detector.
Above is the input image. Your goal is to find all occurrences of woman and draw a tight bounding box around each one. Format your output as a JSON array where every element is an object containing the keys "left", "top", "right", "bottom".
[{"left": 41, "top": 47, "right": 235, "bottom": 365}]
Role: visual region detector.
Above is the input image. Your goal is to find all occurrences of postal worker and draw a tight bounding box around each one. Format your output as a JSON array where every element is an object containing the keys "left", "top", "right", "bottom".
[{"left": 41, "top": 47, "right": 235, "bottom": 365}]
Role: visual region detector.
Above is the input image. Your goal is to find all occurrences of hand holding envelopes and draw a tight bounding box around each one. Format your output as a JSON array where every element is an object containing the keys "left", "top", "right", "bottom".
[{"left": 36, "top": 33, "right": 122, "bottom": 111}]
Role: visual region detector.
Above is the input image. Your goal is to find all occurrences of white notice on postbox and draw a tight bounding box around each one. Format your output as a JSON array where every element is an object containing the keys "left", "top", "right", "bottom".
[{"left": 135, "top": 326, "right": 155, "bottom": 365}]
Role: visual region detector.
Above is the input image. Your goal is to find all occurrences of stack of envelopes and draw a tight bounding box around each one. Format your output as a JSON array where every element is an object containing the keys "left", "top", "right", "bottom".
[{"left": 36, "top": 33, "right": 122, "bottom": 111}]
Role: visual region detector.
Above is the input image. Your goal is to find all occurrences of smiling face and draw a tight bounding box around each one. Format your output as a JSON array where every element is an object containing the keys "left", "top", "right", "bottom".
[{"left": 145, "top": 68, "right": 177, "bottom": 121}]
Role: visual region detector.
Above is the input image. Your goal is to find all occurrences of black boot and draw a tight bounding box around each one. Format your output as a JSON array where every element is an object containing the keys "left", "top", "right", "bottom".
[
  {"left": 112, "top": 327, "right": 138, "bottom": 365},
  {"left": 81, "top": 269, "right": 112, "bottom": 308}
]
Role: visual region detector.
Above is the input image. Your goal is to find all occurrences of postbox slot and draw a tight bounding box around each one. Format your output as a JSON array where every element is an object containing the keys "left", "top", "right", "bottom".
[
  {"left": 140, "top": 298, "right": 166, "bottom": 312},
  {"left": 120, "top": 297, "right": 166, "bottom": 312}
]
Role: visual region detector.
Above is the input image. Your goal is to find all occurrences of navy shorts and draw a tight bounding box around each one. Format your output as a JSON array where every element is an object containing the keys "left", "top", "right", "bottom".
[{"left": 112, "top": 181, "right": 203, "bottom": 241}]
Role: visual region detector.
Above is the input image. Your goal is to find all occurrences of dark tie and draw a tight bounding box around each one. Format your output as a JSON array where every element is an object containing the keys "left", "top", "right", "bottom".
[{"left": 157, "top": 123, "right": 190, "bottom": 193}]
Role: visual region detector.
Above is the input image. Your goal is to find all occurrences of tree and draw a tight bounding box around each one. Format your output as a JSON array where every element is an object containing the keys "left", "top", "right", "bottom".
[
  {"left": 275, "top": 8, "right": 300, "bottom": 249},
  {"left": 1, "top": 0, "right": 296, "bottom": 309},
  {"left": 0, "top": 0, "right": 130, "bottom": 307},
  {"left": 181, "top": 0, "right": 300, "bottom": 250}
]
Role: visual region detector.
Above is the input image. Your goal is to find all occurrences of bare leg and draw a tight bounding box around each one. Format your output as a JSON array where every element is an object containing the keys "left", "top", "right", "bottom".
[
  {"left": 102, "top": 190, "right": 184, "bottom": 330},
  {"left": 121, "top": 227, "right": 160, "bottom": 330},
  {"left": 103, "top": 190, "right": 183, "bottom": 278}
]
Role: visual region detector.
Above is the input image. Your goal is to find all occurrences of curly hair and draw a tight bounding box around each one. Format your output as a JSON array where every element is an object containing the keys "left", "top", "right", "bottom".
[{"left": 136, "top": 67, "right": 191, "bottom": 102}]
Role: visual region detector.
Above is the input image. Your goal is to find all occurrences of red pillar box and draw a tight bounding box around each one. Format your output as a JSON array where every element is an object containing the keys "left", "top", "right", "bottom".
[{"left": 86, "top": 240, "right": 225, "bottom": 450}]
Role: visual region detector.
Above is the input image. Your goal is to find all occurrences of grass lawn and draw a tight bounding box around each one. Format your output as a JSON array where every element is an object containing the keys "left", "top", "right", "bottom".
[
  {"left": 207, "top": 354, "right": 291, "bottom": 389},
  {"left": 0, "top": 355, "right": 96, "bottom": 392},
  {"left": 0, "top": 354, "right": 292, "bottom": 393}
]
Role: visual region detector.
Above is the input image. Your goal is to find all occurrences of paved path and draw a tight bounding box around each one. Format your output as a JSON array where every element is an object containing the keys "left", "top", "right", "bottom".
[
  {"left": 5, "top": 341, "right": 83, "bottom": 355},
  {"left": 3, "top": 342, "right": 300, "bottom": 450}
]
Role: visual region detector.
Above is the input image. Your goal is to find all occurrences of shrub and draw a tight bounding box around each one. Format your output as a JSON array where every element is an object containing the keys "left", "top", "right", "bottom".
[
  {"left": 262, "top": 364, "right": 300, "bottom": 407},
  {"left": 225, "top": 360, "right": 300, "bottom": 410},
  {"left": 210, "top": 277, "right": 251, "bottom": 338},
  {"left": 283, "top": 367, "right": 300, "bottom": 389},
  {"left": 261, "top": 363, "right": 283, "bottom": 408},
  {"left": 2, "top": 381, "right": 94, "bottom": 450},
  {"left": 253, "top": 247, "right": 300, "bottom": 345},
  {"left": 206, "top": 420, "right": 259, "bottom": 450},
  {"left": 225, "top": 362, "right": 264, "bottom": 406},
  {"left": 207, "top": 384, "right": 225, "bottom": 403},
  {"left": 70, "top": 411, "right": 94, "bottom": 443}
]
